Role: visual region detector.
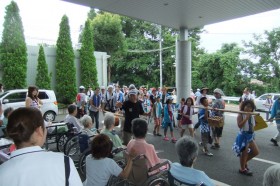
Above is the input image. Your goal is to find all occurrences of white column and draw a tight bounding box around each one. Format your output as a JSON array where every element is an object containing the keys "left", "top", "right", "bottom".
[{"left": 176, "top": 28, "right": 191, "bottom": 103}]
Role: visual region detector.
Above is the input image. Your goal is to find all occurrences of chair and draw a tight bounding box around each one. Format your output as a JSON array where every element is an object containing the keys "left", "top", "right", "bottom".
[{"left": 168, "top": 171, "right": 205, "bottom": 186}]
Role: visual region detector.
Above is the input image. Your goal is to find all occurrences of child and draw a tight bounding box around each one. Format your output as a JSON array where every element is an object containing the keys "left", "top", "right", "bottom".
[
  {"left": 163, "top": 96, "right": 177, "bottom": 143},
  {"left": 199, "top": 97, "right": 213, "bottom": 156},
  {"left": 232, "top": 100, "right": 259, "bottom": 176},
  {"left": 176, "top": 98, "right": 185, "bottom": 127},
  {"left": 143, "top": 94, "right": 152, "bottom": 124},
  {"left": 180, "top": 97, "right": 195, "bottom": 137},
  {"left": 153, "top": 96, "right": 163, "bottom": 136},
  {"left": 264, "top": 94, "right": 273, "bottom": 121}
]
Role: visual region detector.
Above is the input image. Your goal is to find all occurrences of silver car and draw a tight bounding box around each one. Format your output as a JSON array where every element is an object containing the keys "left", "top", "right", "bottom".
[
  {"left": 254, "top": 93, "right": 280, "bottom": 111},
  {"left": 0, "top": 89, "right": 58, "bottom": 121}
]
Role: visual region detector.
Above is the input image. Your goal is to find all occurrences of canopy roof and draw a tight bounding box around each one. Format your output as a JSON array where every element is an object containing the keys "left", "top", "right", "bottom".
[{"left": 63, "top": 0, "right": 280, "bottom": 29}]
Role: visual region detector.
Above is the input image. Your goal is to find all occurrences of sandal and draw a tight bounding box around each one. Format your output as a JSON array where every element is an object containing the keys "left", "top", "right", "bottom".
[{"left": 239, "top": 169, "right": 253, "bottom": 176}]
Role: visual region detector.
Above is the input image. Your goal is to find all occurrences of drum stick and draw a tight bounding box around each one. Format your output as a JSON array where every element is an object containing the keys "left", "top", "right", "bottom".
[{"left": 192, "top": 106, "right": 260, "bottom": 115}]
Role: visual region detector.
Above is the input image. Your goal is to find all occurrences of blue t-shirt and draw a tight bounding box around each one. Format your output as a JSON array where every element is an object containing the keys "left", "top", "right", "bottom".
[{"left": 170, "top": 162, "right": 215, "bottom": 186}]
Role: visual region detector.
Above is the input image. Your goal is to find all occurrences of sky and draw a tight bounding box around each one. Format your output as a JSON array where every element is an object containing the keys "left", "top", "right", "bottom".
[{"left": 0, "top": 0, "right": 280, "bottom": 52}]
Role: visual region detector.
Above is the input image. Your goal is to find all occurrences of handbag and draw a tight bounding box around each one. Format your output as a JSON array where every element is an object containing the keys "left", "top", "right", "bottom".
[{"left": 207, "top": 116, "right": 224, "bottom": 127}]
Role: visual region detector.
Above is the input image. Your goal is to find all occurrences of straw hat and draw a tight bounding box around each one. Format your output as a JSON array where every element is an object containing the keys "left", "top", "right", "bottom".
[{"left": 200, "top": 87, "right": 209, "bottom": 93}]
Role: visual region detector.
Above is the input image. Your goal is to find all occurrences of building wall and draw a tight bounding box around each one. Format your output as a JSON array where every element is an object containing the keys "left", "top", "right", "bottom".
[{"left": 25, "top": 45, "right": 108, "bottom": 90}]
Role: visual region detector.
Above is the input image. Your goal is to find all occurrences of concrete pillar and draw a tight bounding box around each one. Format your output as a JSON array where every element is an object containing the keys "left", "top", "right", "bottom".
[{"left": 176, "top": 28, "right": 191, "bottom": 103}]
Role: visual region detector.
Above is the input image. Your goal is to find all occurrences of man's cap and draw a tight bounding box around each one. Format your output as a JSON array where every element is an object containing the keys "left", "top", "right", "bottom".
[
  {"left": 166, "top": 96, "right": 174, "bottom": 101},
  {"left": 100, "top": 86, "right": 105, "bottom": 89},
  {"left": 107, "top": 85, "right": 113, "bottom": 89},
  {"left": 128, "top": 89, "right": 138, "bottom": 95},
  {"left": 79, "top": 86, "right": 85, "bottom": 89},
  {"left": 129, "top": 84, "right": 136, "bottom": 90}
]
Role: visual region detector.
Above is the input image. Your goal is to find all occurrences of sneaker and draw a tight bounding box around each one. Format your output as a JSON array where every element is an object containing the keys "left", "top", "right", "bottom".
[
  {"left": 156, "top": 133, "right": 162, "bottom": 136},
  {"left": 271, "top": 138, "right": 279, "bottom": 146},
  {"left": 239, "top": 169, "right": 253, "bottom": 176},
  {"left": 163, "top": 137, "right": 169, "bottom": 141},
  {"left": 205, "top": 152, "right": 213, "bottom": 156}
]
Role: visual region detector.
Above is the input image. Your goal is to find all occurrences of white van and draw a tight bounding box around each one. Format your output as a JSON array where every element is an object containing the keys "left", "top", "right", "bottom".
[{"left": 0, "top": 89, "right": 58, "bottom": 121}]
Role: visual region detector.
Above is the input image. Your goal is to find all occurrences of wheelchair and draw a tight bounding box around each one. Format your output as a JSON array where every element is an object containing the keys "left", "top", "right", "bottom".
[
  {"left": 106, "top": 154, "right": 170, "bottom": 186},
  {"left": 78, "top": 145, "right": 127, "bottom": 181},
  {"left": 45, "top": 122, "right": 78, "bottom": 152}
]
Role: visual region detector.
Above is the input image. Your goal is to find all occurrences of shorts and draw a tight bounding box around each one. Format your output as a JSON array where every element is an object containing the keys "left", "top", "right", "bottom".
[
  {"left": 212, "top": 127, "right": 223, "bottom": 137},
  {"left": 181, "top": 124, "right": 194, "bottom": 129},
  {"left": 154, "top": 118, "right": 161, "bottom": 126},
  {"left": 164, "top": 122, "right": 174, "bottom": 132}
]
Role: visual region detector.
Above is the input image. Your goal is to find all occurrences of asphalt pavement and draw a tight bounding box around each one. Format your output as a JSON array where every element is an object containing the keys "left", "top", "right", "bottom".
[{"left": 56, "top": 105, "right": 280, "bottom": 186}]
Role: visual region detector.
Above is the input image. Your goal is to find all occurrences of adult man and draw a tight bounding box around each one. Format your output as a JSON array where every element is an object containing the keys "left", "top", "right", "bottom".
[
  {"left": 116, "top": 89, "right": 150, "bottom": 145},
  {"left": 76, "top": 86, "right": 87, "bottom": 118},
  {"left": 89, "top": 87, "right": 102, "bottom": 129},
  {"left": 100, "top": 86, "right": 106, "bottom": 111},
  {"left": 104, "top": 85, "right": 116, "bottom": 112},
  {"left": 269, "top": 98, "right": 280, "bottom": 146},
  {"left": 194, "top": 88, "right": 201, "bottom": 100}
]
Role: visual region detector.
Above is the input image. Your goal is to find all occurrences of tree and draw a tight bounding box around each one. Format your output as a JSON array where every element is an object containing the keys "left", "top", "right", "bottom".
[
  {"left": 80, "top": 19, "right": 98, "bottom": 88},
  {"left": 55, "top": 15, "right": 77, "bottom": 103},
  {"left": 92, "top": 13, "right": 124, "bottom": 83},
  {"left": 35, "top": 46, "right": 51, "bottom": 89},
  {"left": 0, "top": 1, "right": 27, "bottom": 89},
  {"left": 244, "top": 28, "right": 280, "bottom": 92},
  {"left": 196, "top": 43, "right": 243, "bottom": 95}
]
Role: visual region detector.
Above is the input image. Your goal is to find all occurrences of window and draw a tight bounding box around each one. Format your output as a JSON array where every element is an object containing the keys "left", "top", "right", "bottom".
[
  {"left": 38, "top": 92, "right": 49, "bottom": 100},
  {"left": 4, "top": 92, "right": 26, "bottom": 103},
  {"left": 273, "top": 95, "right": 280, "bottom": 100},
  {"left": 258, "top": 94, "right": 267, "bottom": 100}
]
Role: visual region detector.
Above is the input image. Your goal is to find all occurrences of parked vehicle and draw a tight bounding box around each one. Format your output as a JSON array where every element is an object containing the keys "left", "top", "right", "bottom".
[
  {"left": 0, "top": 89, "right": 58, "bottom": 121},
  {"left": 255, "top": 93, "right": 280, "bottom": 111}
]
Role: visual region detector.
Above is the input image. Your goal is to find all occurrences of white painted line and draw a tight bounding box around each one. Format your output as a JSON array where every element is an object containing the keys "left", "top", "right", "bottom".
[
  {"left": 212, "top": 179, "right": 231, "bottom": 186},
  {"left": 253, "top": 157, "right": 280, "bottom": 165}
]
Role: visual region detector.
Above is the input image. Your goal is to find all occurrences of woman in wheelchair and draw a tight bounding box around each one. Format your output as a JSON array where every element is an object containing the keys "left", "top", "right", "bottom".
[
  {"left": 84, "top": 134, "right": 136, "bottom": 186},
  {"left": 127, "top": 118, "right": 162, "bottom": 169},
  {"left": 101, "top": 112, "right": 123, "bottom": 149},
  {"left": 169, "top": 136, "right": 215, "bottom": 186},
  {"left": 81, "top": 115, "right": 98, "bottom": 137}
]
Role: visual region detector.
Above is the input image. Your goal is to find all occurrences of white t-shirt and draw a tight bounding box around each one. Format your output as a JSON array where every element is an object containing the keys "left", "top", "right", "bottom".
[
  {"left": 0, "top": 146, "right": 82, "bottom": 186},
  {"left": 84, "top": 155, "right": 122, "bottom": 186}
]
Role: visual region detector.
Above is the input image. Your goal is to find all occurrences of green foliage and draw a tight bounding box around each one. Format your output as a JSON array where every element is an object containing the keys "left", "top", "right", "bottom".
[
  {"left": 195, "top": 43, "right": 244, "bottom": 96},
  {"left": 55, "top": 15, "right": 77, "bottom": 103},
  {"left": 92, "top": 13, "right": 124, "bottom": 54},
  {"left": 244, "top": 28, "right": 280, "bottom": 92},
  {"left": 36, "top": 46, "right": 51, "bottom": 89},
  {"left": 92, "top": 12, "right": 124, "bottom": 83},
  {"left": 80, "top": 19, "right": 98, "bottom": 88},
  {"left": 0, "top": 1, "right": 27, "bottom": 89}
]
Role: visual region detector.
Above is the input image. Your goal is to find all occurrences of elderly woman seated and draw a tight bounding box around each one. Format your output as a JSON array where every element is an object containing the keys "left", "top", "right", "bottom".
[
  {"left": 127, "top": 118, "right": 162, "bottom": 168},
  {"left": 84, "top": 134, "right": 136, "bottom": 186},
  {"left": 169, "top": 136, "right": 215, "bottom": 186},
  {"left": 263, "top": 164, "right": 280, "bottom": 186},
  {"left": 81, "top": 115, "right": 98, "bottom": 137},
  {"left": 101, "top": 112, "right": 122, "bottom": 148}
]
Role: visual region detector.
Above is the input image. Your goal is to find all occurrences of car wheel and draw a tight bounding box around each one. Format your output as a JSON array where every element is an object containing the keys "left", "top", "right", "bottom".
[{"left": 44, "top": 111, "right": 56, "bottom": 121}]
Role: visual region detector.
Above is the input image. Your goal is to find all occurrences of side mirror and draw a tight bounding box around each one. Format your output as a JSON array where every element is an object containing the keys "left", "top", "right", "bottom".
[{"left": 2, "top": 99, "right": 9, "bottom": 104}]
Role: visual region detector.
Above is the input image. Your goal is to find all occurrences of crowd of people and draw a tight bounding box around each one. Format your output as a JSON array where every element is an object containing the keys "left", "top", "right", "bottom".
[{"left": 0, "top": 84, "right": 279, "bottom": 186}]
